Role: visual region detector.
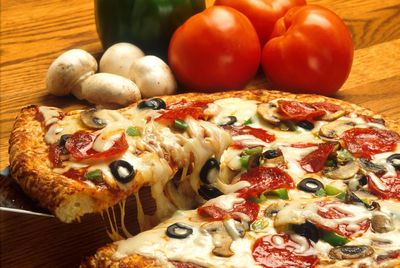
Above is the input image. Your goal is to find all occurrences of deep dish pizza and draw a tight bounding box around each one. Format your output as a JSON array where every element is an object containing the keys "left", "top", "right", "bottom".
[{"left": 9, "top": 90, "right": 400, "bottom": 267}]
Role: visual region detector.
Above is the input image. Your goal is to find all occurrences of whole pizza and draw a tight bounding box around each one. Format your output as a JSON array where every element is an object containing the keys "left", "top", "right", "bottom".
[{"left": 9, "top": 90, "right": 400, "bottom": 267}]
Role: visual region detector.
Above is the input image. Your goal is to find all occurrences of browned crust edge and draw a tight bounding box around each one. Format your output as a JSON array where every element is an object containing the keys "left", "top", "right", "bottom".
[{"left": 8, "top": 89, "right": 400, "bottom": 225}]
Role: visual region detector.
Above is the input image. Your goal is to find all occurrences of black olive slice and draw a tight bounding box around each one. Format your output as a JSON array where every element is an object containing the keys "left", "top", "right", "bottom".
[
  {"left": 200, "top": 158, "right": 220, "bottom": 184},
  {"left": 109, "top": 160, "right": 135, "bottom": 183},
  {"left": 358, "top": 175, "right": 368, "bottom": 186},
  {"left": 263, "top": 149, "right": 281, "bottom": 159},
  {"left": 59, "top": 134, "right": 71, "bottom": 147},
  {"left": 166, "top": 222, "right": 193, "bottom": 239},
  {"left": 297, "top": 178, "right": 324, "bottom": 193},
  {"left": 198, "top": 184, "right": 223, "bottom": 200},
  {"left": 218, "top": 116, "right": 237, "bottom": 126},
  {"left": 297, "top": 120, "right": 314, "bottom": 130},
  {"left": 137, "top": 98, "right": 166, "bottom": 110},
  {"left": 387, "top": 154, "right": 400, "bottom": 170},
  {"left": 292, "top": 221, "right": 319, "bottom": 242}
]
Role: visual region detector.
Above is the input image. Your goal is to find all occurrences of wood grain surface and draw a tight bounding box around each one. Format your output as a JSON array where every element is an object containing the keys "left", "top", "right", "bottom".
[{"left": 0, "top": 0, "right": 399, "bottom": 267}]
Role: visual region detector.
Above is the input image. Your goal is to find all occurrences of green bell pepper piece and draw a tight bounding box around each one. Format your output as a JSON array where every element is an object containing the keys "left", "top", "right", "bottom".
[
  {"left": 266, "top": 188, "right": 289, "bottom": 200},
  {"left": 321, "top": 230, "right": 350, "bottom": 246},
  {"left": 95, "top": 0, "right": 206, "bottom": 59}
]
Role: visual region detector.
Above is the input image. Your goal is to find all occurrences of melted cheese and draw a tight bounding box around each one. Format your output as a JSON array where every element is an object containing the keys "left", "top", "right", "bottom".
[
  {"left": 209, "top": 98, "right": 258, "bottom": 126},
  {"left": 279, "top": 145, "right": 318, "bottom": 177}
]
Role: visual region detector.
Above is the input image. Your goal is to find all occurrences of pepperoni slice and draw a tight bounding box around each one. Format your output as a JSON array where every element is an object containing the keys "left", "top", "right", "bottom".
[
  {"left": 238, "top": 167, "right": 294, "bottom": 198},
  {"left": 252, "top": 234, "right": 318, "bottom": 268},
  {"left": 368, "top": 172, "right": 400, "bottom": 201},
  {"left": 65, "top": 131, "right": 128, "bottom": 160},
  {"left": 311, "top": 102, "right": 341, "bottom": 113},
  {"left": 300, "top": 143, "right": 336, "bottom": 173},
  {"left": 157, "top": 101, "right": 209, "bottom": 122},
  {"left": 341, "top": 128, "right": 400, "bottom": 159},
  {"left": 49, "top": 144, "right": 63, "bottom": 167},
  {"left": 167, "top": 100, "right": 210, "bottom": 110},
  {"left": 224, "top": 125, "right": 276, "bottom": 143},
  {"left": 278, "top": 100, "right": 325, "bottom": 122},
  {"left": 62, "top": 168, "right": 86, "bottom": 181},
  {"left": 197, "top": 199, "right": 259, "bottom": 223},
  {"left": 309, "top": 201, "right": 370, "bottom": 238}
]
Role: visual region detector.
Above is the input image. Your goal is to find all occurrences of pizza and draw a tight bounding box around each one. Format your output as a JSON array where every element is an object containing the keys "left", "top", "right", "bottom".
[{"left": 8, "top": 90, "right": 400, "bottom": 267}]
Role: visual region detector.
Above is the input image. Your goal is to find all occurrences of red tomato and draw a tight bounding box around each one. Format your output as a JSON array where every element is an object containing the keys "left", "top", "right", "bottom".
[
  {"left": 262, "top": 5, "right": 354, "bottom": 95},
  {"left": 368, "top": 172, "right": 400, "bottom": 201},
  {"left": 341, "top": 128, "right": 400, "bottom": 159},
  {"left": 300, "top": 143, "right": 336, "bottom": 173},
  {"left": 238, "top": 167, "right": 294, "bottom": 197},
  {"left": 214, "top": 0, "right": 306, "bottom": 46},
  {"left": 198, "top": 199, "right": 260, "bottom": 223},
  {"left": 65, "top": 131, "right": 128, "bottom": 160},
  {"left": 168, "top": 6, "right": 261, "bottom": 92},
  {"left": 252, "top": 234, "right": 318, "bottom": 268}
]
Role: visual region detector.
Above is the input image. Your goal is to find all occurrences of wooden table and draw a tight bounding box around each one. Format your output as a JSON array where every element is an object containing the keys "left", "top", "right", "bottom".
[{"left": 0, "top": 0, "right": 399, "bottom": 267}]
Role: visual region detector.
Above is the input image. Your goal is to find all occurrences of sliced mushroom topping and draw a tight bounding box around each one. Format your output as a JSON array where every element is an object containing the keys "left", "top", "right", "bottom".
[
  {"left": 329, "top": 245, "right": 374, "bottom": 260},
  {"left": 223, "top": 219, "right": 246, "bottom": 240},
  {"left": 371, "top": 213, "right": 394, "bottom": 233},
  {"left": 264, "top": 200, "right": 286, "bottom": 217},
  {"left": 358, "top": 158, "right": 386, "bottom": 175},
  {"left": 387, "top": 154, "right": 400, "bottom": 170},
  {"left": 200, "top": 221, "right": 234, "bottom": 257},
  {"left": 80, "top": 108, "right": 107, "bottom": 129},
  {"left": 323, "top": 160, "right": 359, "bottom": 180},
  {"left": 321, "top": 110, "right": 347, "bottom": 121},
  {"left": 257, "top": 103, "right": 281, "bottom": 125},
  {"left": 319, "top": 120, "right": 356, "bottom": 139},
  {"left": 247, "top": 153, "right": 262, "bottom": 170}
]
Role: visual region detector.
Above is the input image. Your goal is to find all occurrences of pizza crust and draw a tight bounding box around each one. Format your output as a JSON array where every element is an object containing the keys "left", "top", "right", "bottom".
[{"left": 8, "top": 90, "right": 400, "bottom": 224}]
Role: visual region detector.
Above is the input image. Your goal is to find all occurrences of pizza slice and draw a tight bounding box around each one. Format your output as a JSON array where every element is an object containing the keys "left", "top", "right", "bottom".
[{"left": 9, "top": 89, "right": 351, "bottom": 225}]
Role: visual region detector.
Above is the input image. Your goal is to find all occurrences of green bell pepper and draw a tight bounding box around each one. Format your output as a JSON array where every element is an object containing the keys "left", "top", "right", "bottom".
[
  {"left": 95, "top": 0, "right": 206, "bottom": 59},
  {"left": 320, "top": 230, "right": 350, "bottom": 246}
]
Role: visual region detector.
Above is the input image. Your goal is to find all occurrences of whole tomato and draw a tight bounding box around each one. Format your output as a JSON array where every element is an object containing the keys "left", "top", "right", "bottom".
[
  {"left": 262, "top": 5, "right": 354, "bottom": 95},
  {"left": 214, "top": 0, "right": 306, "bottom": 46},
  {"left": 168, "top": 6, "right": 261, "bottom": 92}
]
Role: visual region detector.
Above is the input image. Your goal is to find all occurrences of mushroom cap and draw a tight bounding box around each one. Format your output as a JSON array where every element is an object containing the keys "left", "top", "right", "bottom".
[
  {"left": 80, "top": 73, "right": 141, "bottom": 107},
  {"left": 99, "top": 43, "right": 145, "bottom": 78},
  {"left": 46, "top": 49, "right": 97, "bottom": 96},
  {"left": 129, "top": 55, "right": 177, "bottom": 98}
]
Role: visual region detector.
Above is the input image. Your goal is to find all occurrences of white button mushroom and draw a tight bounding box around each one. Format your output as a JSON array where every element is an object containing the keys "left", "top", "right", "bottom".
[
  {"left": 99, "top": 43, "right": 145, "bottom": 78},
  {"left": 46, "top": 49, "right": 97, "bottom": 96},
  {"left": 80, "top": 73, "right": 141, "bottom": 107},
  {"left": 129, "top": 55, "right": 177, "bottom": 98}
]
